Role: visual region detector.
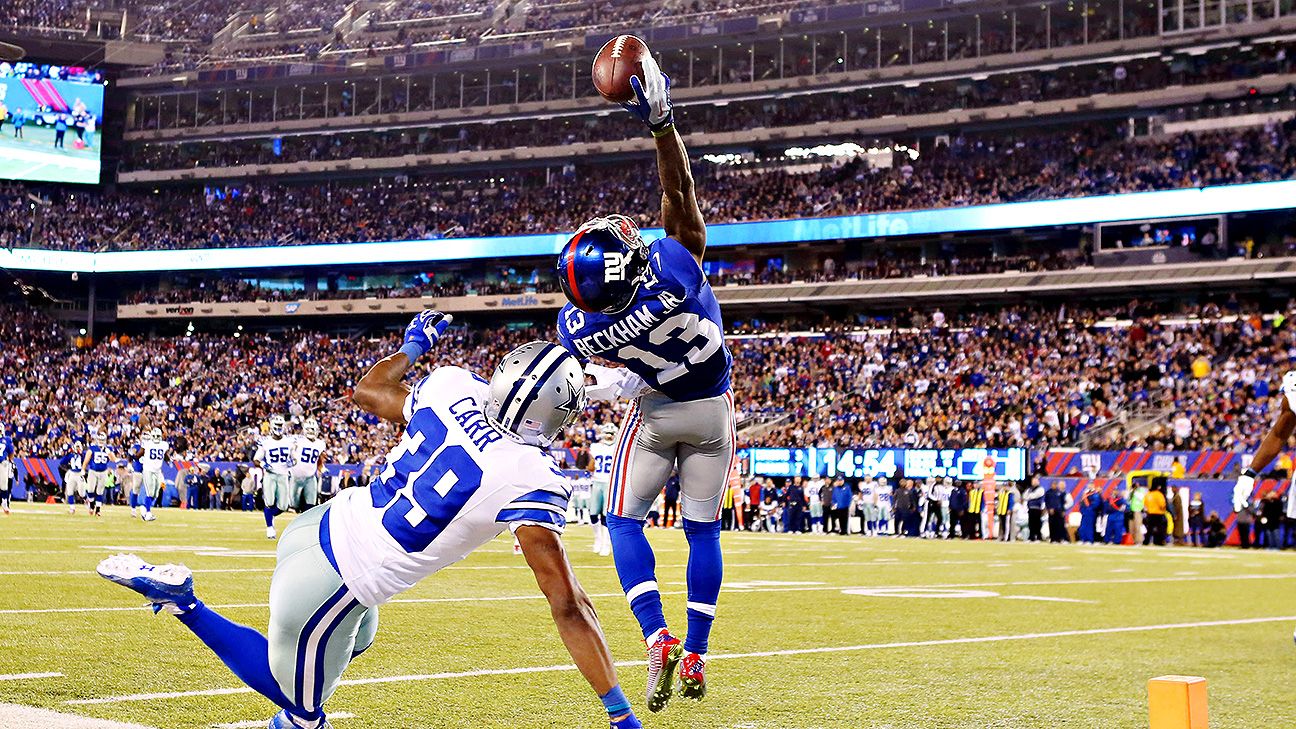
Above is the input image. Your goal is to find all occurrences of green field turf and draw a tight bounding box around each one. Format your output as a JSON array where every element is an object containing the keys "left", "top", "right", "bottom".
[
  {"left": 1, "top": 502, "right": 1294, "bottom": 728},
  {"left": 0, "top": 124, "right": 100, "bottom": 184}
]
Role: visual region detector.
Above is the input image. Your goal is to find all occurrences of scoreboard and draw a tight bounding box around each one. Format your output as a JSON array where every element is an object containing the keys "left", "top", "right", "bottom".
[{"left": 743, "top": 447, "right": 1030, "bottom": 482}]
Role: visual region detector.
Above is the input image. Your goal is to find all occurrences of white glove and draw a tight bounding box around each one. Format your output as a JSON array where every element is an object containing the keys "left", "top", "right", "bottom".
[
  {"left": 585, "top": 362, "right": 651, "bottom": 401},
  {"left": 1233, "top": 473, "right": 1255, "bottom": 512},
  {"left": 622, "top": 52, "right": 673, "bottom": 134},
  {"left": 1283, "top": 371, "right": 1296, "bottom": 413}
]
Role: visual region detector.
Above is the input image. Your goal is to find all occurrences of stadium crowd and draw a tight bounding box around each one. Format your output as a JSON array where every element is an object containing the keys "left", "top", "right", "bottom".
[
  {"left": 9, "top": 119, "right": 1296, "bottom": 252},
  {"left": 126, "top": 38, "right": 1294, "bottom": 157},
  {"left": 136, "top": 37, "right": 1281, "bottom": 130},
  {"left": 1, "top": 297, "right": 1291, "bottom": 475}
]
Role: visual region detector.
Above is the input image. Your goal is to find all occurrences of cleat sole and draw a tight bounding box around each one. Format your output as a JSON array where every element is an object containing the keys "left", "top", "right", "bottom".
[{"left": 647, "top": 642, "right": 683, "bottom": 713}]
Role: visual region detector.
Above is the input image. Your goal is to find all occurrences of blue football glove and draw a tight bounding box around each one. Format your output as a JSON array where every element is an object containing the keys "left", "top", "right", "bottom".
[
  {"left": 621, "top": 52, "right": 673, "bottom": 136},
  {"left": 399, "top": 310, "right": 452, "bottom": 363},
  {"left": 610, "top": 711, "right": 642, "bottom": 729}
]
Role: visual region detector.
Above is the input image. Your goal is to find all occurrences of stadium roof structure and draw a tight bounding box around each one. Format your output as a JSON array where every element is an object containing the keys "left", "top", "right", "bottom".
[{"left": 6, "top": 179, "right": 1296, "bottom": 274}]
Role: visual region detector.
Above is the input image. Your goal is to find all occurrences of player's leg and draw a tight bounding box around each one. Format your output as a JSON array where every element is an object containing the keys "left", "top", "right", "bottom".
[
  {"left": 127, "top": 472, "right": 139, "bottom": 516},
  {"left": 86, "top": 472, "right": 102, "bottom": 515},
  {"left": 264, "top": 474, "right": 289, "bottom": 538},
  {"left": 98, "top": 504, "right": 368, "bottom": 727},
  {"left": 142, "top": 472, "right": 160, "bottom": 521},
  {"left": 604, "top": 399, "right": 680, "bottom": 712},
  {"left": 672, "top": 391, "right": 735, "bottom": 703},
  {"left": 265, "top": 506, "right": 371, "bottom": 723},
  {"left": 590, "top": 481, "right": 609, "bottom": 555},
  {"left": 300, "top": 476, "right": 320, "bottom": 512},
  {"left": 0, "top": 461, "right": 11, "bottom": 514}
]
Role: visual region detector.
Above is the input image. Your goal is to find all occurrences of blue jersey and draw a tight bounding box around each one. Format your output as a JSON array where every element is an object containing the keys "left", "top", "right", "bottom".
[
  {"left": 557, "top": 237, "right": 731, "bottom": 402},
  {"left": 0, "top": 436, "right": 12, "bottom": 460},
  {"left": 86, "top": 445, "right": 113, "bottom": 472}
]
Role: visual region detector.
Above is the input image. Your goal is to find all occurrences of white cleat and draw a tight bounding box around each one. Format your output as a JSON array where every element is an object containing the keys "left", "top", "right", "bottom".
[
  {"left": 266, "top": 526, "right": 277, "bottom": 540},
  {"left": 142, "top": 512, "right": 157, "bottom": 522},
  {"left": 130, "top": 508, "right": 137, "bottom": 518},
  {"left": 69, "top": 506, "right": 75, "bottom": 515}
]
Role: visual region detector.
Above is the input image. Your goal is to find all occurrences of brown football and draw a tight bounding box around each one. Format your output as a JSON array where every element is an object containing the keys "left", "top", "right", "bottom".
[{"left": 592, "top": 35, "right": 651, "bottom": 103}]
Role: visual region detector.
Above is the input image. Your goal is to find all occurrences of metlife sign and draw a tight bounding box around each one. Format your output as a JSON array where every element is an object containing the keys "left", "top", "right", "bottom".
[{"left": 743, "top": 448, "right": 1030, "bottom": 482}]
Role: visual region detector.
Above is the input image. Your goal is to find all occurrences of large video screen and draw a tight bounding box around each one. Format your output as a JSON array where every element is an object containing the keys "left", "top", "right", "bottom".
[{"left": 0, "top": 61, "right": 106, "bottom": 184}]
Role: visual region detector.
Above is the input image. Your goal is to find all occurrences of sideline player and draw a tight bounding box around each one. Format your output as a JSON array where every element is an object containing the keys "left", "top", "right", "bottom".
[
  {"left": 82, "top": 430, "right": 114, "bottom": 516},
  {"left": 588, "top": 424, "right": 617, "bottom": 555},
  {"left": 256, "top": 415, "right": 296, "bottom": 539},
  {"left": 0, "top": 424, "right": 12, "bottom": 515},
  {"left": 137, "top": 428, "right": 171, "bottom": 522},
  {"left": 62, "top": 441, "right": 86, "bottom": 513},
  {"left": 98, "top": 312, "right": 643, "bottom": 729},
  {"left": 290, "top": 417, "right": 326, "bottom": 512},
  {"left": 554, "top": 52, "right": 733, "bottom": 710}
]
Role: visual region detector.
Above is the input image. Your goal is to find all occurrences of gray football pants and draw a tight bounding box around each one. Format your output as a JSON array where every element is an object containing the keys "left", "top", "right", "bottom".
[{"left": 607, "top": 389, "right": 736, "bottom": 523}]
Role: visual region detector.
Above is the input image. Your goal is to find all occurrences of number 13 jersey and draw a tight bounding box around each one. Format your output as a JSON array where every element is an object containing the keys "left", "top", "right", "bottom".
[
  {"left": 327, "top": 366, "right": 572, "bottom": 607},
  {"left": 557, "top": 236, "right": 732, "bottom": 402}
]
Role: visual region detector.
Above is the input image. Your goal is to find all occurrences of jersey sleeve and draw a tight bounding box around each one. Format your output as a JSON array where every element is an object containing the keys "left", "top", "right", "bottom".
[
  {"left": 403, "top": 366, "right": 476, "bottom": 422},
  {"left": 496, "top": 463, "right": 573, "bottom": 534},
  {"left": 655, "top": 237, "right": 705, "bottom": 297}
]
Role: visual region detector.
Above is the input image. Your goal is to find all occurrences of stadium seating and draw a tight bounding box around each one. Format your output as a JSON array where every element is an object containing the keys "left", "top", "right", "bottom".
[
  {"left": 1, "top": 300, "right": 1287, "bottom": 466},
  {"left": 7, "top": 119, "right": 1295, "bottom": 251}
]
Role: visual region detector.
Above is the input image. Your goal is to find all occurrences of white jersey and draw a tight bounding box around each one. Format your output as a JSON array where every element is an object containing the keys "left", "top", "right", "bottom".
[
  {"left": 328, "top": 366, "right": 570, "bottom": 607},
  {"left": 290, "top": 436, "right": 326, "bottom": 479},
  {"left": 254, "top": 435, "right": 296, "bottom": 475},
  {"left": 139, "top": 439, "right": 170, "bottom": 472},
  {"left": 588, "top": 441, "right": 616, "bottom": 485}
]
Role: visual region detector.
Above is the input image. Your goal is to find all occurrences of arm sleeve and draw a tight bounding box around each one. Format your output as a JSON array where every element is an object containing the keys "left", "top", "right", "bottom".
[
  {"left": 497, "top": 469, "right": 572, "bottom": 534},
  {"left": 660, "top": 238, "right": 705, "bottom": 297},
  {"left": 403, "top": 367, "right": 458, "bottom": 423}
]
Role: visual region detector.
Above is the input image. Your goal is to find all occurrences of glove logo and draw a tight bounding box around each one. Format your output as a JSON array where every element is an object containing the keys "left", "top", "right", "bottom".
[{"left": 604, "top": 251, "right": 632, "bottom": 283}]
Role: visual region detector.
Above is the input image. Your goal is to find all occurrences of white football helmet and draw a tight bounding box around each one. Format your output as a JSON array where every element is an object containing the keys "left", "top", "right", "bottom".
[
  {"left": 149, "top": 427, "right": 162, "bottom": 441},
  {"left": 485, "top": 341, "right": 586, "bottom": 447},
  {"left": 599, "top": 423, "right": 618, "bottom": 444},
  {"left": 302, "top": 417, "right": 319, "bottom": 439},
  {"left": 269, "top": 415, "right": 286, "bottom": 437}
]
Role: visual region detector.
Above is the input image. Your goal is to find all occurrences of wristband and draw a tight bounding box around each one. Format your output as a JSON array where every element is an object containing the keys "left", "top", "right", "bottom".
[
  {"left": 599, "top": 685, "right": 631, "bottom": 717},
  {"left": 398, "top": 342, "right": 426, "bottom": 364},
  {"left": 1242, "top": 468, "right": 1258, "bottom": 479},
  {"left": 650, "top": 122, "right": 675, "bottom": 138}
]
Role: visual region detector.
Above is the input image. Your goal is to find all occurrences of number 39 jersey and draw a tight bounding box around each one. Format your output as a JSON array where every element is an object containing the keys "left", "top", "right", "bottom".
[
  {"left": 328, "top": 366, "right": 572, "bottom": 607},
  {"left": 557, "top": 236, "right": 732, "bottom": 402}
]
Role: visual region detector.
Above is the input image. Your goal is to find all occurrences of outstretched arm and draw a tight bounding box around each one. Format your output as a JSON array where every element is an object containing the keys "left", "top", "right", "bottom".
[
  {"left": 352, "top": 310, "right": 452, "bottom": 425},
  {"left": 621, "top": 53, "right": 706, "bottom": 263},
  {"left": 655, "top": 127, "right": 706, "bottom": 263},
  {"left": 1234, "top": 401, "right": 1296, "bottom": 509},
  {"left": 1245, "top": 403, "right": 1296, "bottom": 474},
  {"left": 352, "top": 352, "right": 414, "bottom": 425},
  {"left": 516, "top": 525, "right": 640, "bottom": 727}
]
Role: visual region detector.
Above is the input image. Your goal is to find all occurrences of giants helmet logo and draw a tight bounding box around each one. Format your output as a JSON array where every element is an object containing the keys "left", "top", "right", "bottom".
[{"left": 604, "top": 251, "right": 632, "bottom": 282}]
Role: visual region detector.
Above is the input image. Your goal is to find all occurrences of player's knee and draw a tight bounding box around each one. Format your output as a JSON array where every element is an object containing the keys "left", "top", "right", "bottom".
[
  {"left": 682, "top": 518, "right": 722, "bottom": 541},
  {"left": 351, "top": 609, "right": 379, "bottom": 660},
  {"left": 605, "top": 513, "right": 644, "bottom": 534}
]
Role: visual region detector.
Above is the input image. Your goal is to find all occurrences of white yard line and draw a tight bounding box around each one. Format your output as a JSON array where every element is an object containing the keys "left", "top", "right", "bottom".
[
  {"left": 5, "top": 572, "right": 1292, "bottom": 616},
  {"left": 0, "top": 672, "right": 62, "bottom": 680},
  {"left": 66, "top": 614, "right": 1296, "bottom": 706},
  {"left": 211, "top": 713, "right": 354, "bottom": 728},
  {"left": 1000, "top": 595, "right": 1098, "bottom": 604},
  {"left": 0, "top": 703, "right": 156, "bottom": 729}
]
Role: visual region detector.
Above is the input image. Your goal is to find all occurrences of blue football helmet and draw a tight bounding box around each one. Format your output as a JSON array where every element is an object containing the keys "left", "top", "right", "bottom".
[{"left": 557, "top": 215, "right": 650, "bottom": 314}]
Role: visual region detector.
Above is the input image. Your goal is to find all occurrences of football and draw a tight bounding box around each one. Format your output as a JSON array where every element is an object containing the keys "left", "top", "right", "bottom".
[{"left": 592, "top": 34, "right": 651, "bottom": 103}]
